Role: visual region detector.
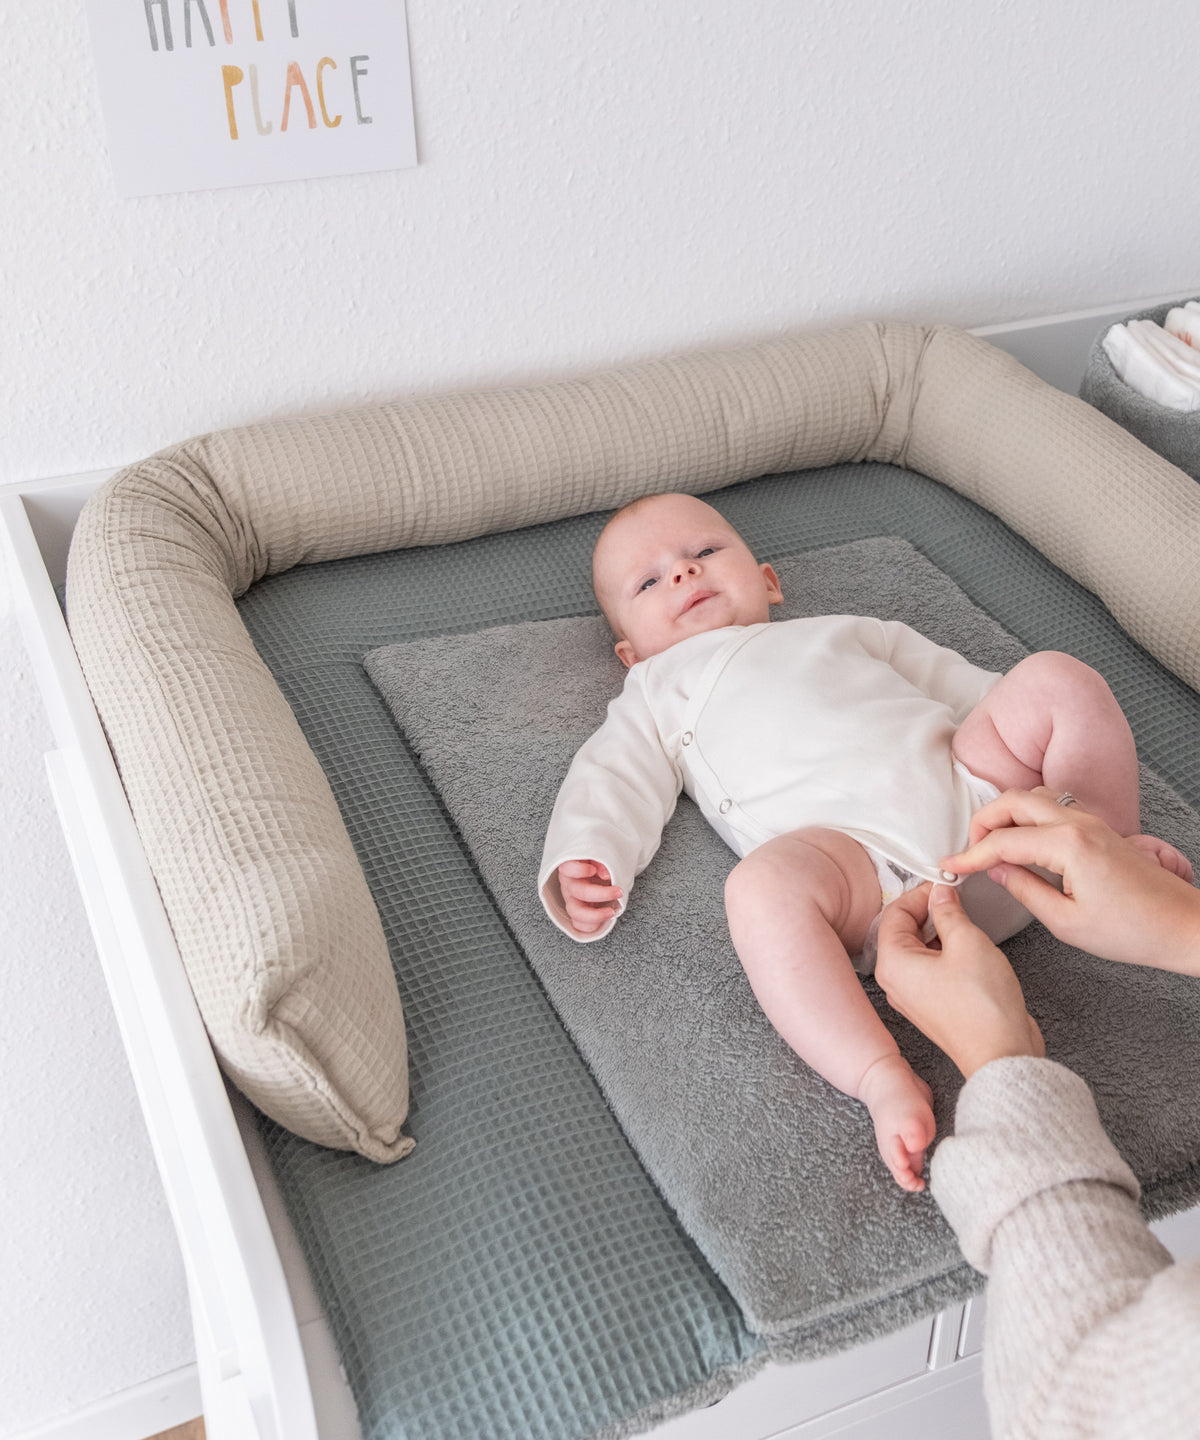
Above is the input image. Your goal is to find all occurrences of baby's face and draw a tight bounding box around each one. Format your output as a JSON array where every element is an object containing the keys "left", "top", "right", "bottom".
[{"left": 594, "top": 494, "right": 782, "bottom": 668}]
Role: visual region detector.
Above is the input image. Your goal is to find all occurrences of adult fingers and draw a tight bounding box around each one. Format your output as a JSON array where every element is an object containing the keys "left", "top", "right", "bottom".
[
  {"left": 964, "top": 786, "right": 1087, "bottom": 848},
  {"left": 924, "top": 884, "right": 1029, "bottom": 974},
  {"left": 875, "top": 887, "right": 942, "bottom": 1010},
  {"left": 922, "top": 882, "right": 978, "bottom": 944},
  {"left": 982, "top": 862, "right": 1074, "bottom": 933},
  {"left": 944, "top": 821, "right": 1070, "bottom": 879},
  {"left": 876, "top": 884, "right": 935, "bottom": 955}
]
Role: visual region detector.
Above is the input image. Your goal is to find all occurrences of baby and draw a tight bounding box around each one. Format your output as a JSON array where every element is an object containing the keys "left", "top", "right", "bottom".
[{"left": 538, "top": 492, "right": 1192, "bottom": 1191}]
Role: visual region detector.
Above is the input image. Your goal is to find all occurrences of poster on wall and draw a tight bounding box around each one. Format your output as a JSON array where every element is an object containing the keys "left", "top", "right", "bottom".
[{"left": 84, "top": 1, "right": 417, "bottom": 196}]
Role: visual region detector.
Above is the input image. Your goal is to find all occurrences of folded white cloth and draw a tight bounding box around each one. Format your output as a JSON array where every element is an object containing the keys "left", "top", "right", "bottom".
[
  {"left": 1165, "top": 300, "right": 1200, "bottom": 351},
  {"left": 1102, "top": 317, "right": 1200, "bottom": 411}
]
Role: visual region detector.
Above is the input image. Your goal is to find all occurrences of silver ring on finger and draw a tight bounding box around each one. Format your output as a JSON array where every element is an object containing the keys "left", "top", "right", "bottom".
[{"left": 1055, "top": 791, "right": 1077, "bottom": 807}]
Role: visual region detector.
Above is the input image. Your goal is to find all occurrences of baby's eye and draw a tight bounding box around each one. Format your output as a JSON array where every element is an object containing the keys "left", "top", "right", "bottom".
[
  {"left": 638, "top": 576, "right": 658, "bottom": 592},
  {"left": 696, "top": 547, "right": 715, "bottom": 558}
]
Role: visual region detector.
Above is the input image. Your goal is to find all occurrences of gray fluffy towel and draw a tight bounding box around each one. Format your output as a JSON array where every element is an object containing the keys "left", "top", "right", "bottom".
[
  {"left": 1080, "top": 297, "right": 1200, "bottom": 481},
  {"left": 366, "top": 538, "right": 1200, "bottom": 1339}
]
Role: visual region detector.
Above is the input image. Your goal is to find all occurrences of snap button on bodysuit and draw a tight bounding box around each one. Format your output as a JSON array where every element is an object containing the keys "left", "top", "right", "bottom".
[
  {"left": 719, "top": 798, "right": 732, "bottom": 814},
  {"left": 681, "top": 731, "right": 693, "bottom": 746}
]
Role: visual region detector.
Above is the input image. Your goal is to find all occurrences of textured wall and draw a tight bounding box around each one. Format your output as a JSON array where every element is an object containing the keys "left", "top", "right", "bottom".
[{"left": 4, "top": 0, "right": 1200, "bottom": 1432}]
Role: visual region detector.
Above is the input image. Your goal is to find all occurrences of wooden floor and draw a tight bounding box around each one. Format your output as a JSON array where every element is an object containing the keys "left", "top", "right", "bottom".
[{"left": 146, "top": 1421, "right": 205, "bottom": 1440}]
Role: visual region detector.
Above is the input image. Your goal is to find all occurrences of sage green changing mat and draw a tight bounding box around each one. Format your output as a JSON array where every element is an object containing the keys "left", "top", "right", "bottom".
[
  {"left": 241, "top": 463, "right": 1200, "bottom": 1440},
  {"left": 365, "top": 539, "right": 1200, "bottom": 1340}
]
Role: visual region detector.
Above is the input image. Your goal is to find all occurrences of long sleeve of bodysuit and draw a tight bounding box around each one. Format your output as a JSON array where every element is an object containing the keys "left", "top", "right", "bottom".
[
  {"left": 931, "top": 1056, "right": 1200, "bottom": 1439},
  {"left": 538, "top": 669, "right": 682, "bottom": 941}
]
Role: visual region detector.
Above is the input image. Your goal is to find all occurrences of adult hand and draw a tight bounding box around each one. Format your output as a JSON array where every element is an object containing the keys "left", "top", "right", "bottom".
[
  {"left": 875, "top": 884, "right": 1044, "bottom": 1079},
  {"left": 557, "top": 859, "right": 622, "bottom": 935},
  {"left": 942, "top": 788, "right": 1200, "bottom": 975}
]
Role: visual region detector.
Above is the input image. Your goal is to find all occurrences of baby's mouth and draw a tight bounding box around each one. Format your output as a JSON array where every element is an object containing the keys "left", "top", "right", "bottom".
[{"left": 679, "top": 589, "right": 717, "bottom": 616}]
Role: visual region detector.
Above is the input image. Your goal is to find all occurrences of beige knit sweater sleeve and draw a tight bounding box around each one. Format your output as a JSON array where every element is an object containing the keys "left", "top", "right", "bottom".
[{"left": 931, "top": 1057, "right": 1200, "bottom": 1439}]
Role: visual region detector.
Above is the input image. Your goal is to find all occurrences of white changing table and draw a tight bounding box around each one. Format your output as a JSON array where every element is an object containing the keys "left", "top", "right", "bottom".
[{"left": 5, "top": 469, "right": 1199, "bottom": 1440}]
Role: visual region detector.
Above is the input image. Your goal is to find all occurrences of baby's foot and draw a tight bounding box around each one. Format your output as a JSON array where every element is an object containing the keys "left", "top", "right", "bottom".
[
  {"left": 1127, "top": 833, "right": 1194, "bottom": 883},
  {"left": 858, "top": 1054, "right": 936, "bottom": 1193}
]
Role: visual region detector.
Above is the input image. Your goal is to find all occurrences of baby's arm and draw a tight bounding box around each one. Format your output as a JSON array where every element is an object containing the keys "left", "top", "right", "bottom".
[
  {"left": 875, "top": 618, "right": 1000, "bottom": 721},
  {"left": 539, "top": 674, "right": 681, "bottom": 941}
]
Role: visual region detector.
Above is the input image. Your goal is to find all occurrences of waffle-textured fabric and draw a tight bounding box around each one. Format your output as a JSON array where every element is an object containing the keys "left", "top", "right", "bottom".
[
  {"left": 65, "top": 322, "right": 1200, "bottom": 1155},
  {"left": 1080, "top": 297, "right": 1200, "bottom": 480},
  {"left": 934, "top": 1057, "right": 1200, "bottom": 1439},
  {"left": 364, "top": 539, "right": 1200, "bottom": 1338},
  {"left": 240, "top": 465, "right": 1200, "bottom": 1440}
]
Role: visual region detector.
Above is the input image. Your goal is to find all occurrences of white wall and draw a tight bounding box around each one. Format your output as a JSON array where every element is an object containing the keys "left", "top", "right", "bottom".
[
  {"left": 10, "top": 0, "right": 1200, "bottom": 484},
  {"left": 4, "top": 0, "right": 1200, "bottom": 1432},
  {"left": 0, "top": 618, "right": 192, "bottom": 1437}
]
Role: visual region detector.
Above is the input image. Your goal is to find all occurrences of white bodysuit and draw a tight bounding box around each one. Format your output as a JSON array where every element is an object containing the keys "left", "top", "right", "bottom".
[{"left": 540, "top": 615, "right": 1032, "bottom": 949}]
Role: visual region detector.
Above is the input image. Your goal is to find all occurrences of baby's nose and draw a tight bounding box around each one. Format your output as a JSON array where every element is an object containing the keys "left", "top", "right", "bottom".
[{"left": 671, "top": 559, "right": 701, "bottom": 584}]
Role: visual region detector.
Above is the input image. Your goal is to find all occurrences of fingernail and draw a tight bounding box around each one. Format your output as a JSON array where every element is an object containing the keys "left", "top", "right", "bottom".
[
  {"left": 988, "top": 865, "right": 1008, "bottom": 885},
  {"left": 930, "top": 884, "right": 954, "bottom": 903}
]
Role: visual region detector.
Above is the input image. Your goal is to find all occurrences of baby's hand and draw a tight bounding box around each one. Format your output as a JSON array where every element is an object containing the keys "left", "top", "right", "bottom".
[{"left": 558, "top": 859, "right": 622, "bottom": 936}]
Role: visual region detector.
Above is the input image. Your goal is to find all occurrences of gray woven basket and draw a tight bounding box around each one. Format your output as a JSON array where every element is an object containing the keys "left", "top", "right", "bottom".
[{"left": 1079, "top": 297, "right": 1200, "bottom": 481}]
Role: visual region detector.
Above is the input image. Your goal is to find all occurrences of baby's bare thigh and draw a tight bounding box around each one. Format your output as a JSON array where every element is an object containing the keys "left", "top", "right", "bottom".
[{"left": 727, "top": 827, "right": 883, "bottom": 953}]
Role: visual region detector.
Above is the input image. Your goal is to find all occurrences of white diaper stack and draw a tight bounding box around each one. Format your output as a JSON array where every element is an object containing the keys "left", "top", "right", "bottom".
[{"left": 1102, "top": 301, "right": 1200, "bottom": 411}]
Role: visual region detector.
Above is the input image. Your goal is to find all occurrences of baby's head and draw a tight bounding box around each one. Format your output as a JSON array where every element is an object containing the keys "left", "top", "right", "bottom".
[{"left": 593, "top": 492, "right": 783, "bottom": 669}]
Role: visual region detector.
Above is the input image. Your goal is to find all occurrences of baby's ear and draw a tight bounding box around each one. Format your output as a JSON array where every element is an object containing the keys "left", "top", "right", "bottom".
[
  {"left": 614, "top": 639, "right": 638, "bottom": 669},
  {"left": 761, "top": 563, "right": 783, "bottom": 605}
]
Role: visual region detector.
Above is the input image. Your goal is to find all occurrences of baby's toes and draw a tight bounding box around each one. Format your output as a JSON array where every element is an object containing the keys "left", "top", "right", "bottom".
[
  {"left": 910, "top": 1107, "right": 937, "bottom": 1157},
  {"left": 884, "top": 1132, "right": 927, "bottom": 1192},
  {"left": 902, "top": 1121, "right": 934, "bottom": 1179},
  {"left": 1129, "top": 834, "right": 1194, "bottom": 882}
]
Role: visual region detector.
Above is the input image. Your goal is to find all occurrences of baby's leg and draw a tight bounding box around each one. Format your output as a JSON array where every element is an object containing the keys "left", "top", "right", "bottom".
[
  {"left": 953, "top": 652, "right": 1140, "bottom": 835},
  {"left": 955, "top": 654, "right": 1191, "bottom": 877},
  {"left": 725, "top": 828, "right": 935, "bottom": 1192}
]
